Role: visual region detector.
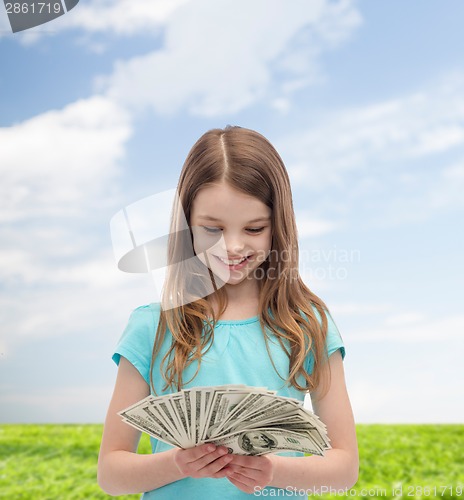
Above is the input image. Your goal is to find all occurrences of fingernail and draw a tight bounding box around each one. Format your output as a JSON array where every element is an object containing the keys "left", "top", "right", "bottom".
[{"left": 207, "top": 444, "right": 216, "bottom": 452}]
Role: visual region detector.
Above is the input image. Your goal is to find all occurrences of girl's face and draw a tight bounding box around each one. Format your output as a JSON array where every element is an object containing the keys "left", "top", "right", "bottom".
[{"left": 190, "top": 182, "right": 272, "bottom": 289}]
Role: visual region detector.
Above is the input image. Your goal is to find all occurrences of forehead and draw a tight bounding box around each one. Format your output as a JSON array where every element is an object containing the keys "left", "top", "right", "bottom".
[{"left": 191, "top": 183, "right": 271, "bottom": 221}]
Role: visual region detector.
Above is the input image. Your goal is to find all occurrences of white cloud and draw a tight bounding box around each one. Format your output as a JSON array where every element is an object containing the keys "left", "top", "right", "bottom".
[
  {"left": 368, "top": 157, "right": 464, "bottom": 225},
  {"left": 0, "top": 339, "right": 6, "bottom": 359},
  {"left": 0, "top": 0, "right": 190, "bottom": 41},
  {"left": 99, "top": 0, "right": 361, "bottom": 117},
  {"left": 0, "top": 95, "right": 132, "bottom": 222},
  {"left": 347, "top": 314, "right": 464, "bottom": 343},
  {"left": 0, "top": 385, "right": 115, "bottom": 422},
  {"left": 270, "top": 98, "right": 291, "bottom": 114},
  {"left": 4, "top": 1, "right": 361, "bottom": 118},
  {"left": 0, "top": 247, "right": 118, "bottom": 288},
  {"left": 330, "top": 302, "right": 392, "bottom": 316},
  {"left": 427, "top": 160, "right": 464, "bottom": 211},
  {"left": 443, "top": 163, "right": 464, "bottom": 180},
  {"left": 0, "top": 94, "right": 139, "bottom": 357},
  {"left": 349, "top": 379, "right": 464, "bottom": 423},
  {"left": 59, "top": 0, "right": 190, "bottom": 35},
  {"left": 0, "top": 9, "right": 11, "bottom": 33},
  {"left": 280, "top": 72, "right": 464, "bottom": 189},
  {"left": 0, "top": 266, "right": 156, "bottom": 349},
  {"left": 385, "top": 312, "right": 425, "bottom": 326},
  {"left": 299, "top": 264, "right": 334, "bottom": 293},
  {"left": 296, "top": 210, "right": 336, "bottom": 237}
]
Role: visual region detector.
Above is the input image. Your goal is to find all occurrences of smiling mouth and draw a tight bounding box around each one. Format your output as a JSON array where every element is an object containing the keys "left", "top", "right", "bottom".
[{"left": 213, "top": 255, "right": 252, "bottom": 268}]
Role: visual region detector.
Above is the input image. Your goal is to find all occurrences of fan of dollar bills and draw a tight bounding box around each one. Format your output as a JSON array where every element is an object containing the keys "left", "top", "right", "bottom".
[{"left": 119, "top": 384, "right": 331, "bottom": 456}]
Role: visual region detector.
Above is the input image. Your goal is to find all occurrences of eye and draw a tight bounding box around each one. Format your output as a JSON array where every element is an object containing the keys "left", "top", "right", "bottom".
[
  {"left": 202, "top": 226, "right": 221, "bottom": 234},
  {"left": 247, "top": 227, "right": 265, "bottom": 233}
]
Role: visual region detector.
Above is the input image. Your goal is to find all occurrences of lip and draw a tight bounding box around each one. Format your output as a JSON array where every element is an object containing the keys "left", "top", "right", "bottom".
[{"left": 214, "top": 254, "right": 252, "bottom": 270}]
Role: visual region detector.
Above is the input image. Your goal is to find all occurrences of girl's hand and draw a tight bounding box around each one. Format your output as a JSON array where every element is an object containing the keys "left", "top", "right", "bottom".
[
  {"left": 173, "top": 444, "right": 233, "bottom": 479},
  {"left": 224, "top": 454, "right": 275, "bottom": 494}
]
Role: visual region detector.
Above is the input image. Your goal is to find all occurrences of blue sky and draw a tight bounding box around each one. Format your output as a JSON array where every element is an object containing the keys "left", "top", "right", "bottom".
[{"left": 0, "top": 0, "right": 463, "bottom": 424}]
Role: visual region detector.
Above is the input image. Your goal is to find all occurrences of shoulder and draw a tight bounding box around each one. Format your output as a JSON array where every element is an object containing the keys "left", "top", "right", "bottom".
[
  {"left": 128, "top": 302, "right": 161, "bottom": 325},
  {"left": 323, "top": 308, "right": 345, "bottom": 360},
  {"left": 125, "top": 302, "right": 164, "bottom": 342},
  {"left": 132, "top": 302, "right": 162, "bottom": 316},
  {"left": 112, "top": 303, "right": 164, "bottom": 379},
  {"left": 302, "top": 304, "right": 346, "bottom": 361}
]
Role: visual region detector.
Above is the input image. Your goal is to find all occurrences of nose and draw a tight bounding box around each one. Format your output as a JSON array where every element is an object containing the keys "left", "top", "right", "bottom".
[{"left": 223, "top": 233, "right": 245, "bottom": 255}]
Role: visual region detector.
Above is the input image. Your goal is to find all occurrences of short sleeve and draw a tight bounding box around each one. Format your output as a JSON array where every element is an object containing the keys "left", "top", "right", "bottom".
[
  {"left": 304, "top": 306, "right": 345, "bottom": 375},
  {"left": 325, "top": 310, "right": 345, "bottom": 360},
  {"left": 112, "top": 304, "right": 159, "bottom": 385}
]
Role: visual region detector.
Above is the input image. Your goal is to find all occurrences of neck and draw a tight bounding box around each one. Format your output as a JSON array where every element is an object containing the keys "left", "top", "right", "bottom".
[{"left": 208, "top": 280, "right": 261, "bottom": 310}]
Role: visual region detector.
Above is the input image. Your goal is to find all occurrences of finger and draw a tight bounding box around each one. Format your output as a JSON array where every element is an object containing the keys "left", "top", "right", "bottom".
[
  {"left": 211, "top": 464, "right": 233, "bottom": 479},
  {"left": 184, "top": 443, "right": 218, "bottom": 464},
  {"left": 194, "top": 446, "right": 230, "bottom": 470},
  {"left": 227, "top": 475, "right": 255, "bottom": 494},
  {"left": 200, "top": 453, "right": 233, "bottom": 476},
  {"left": 228, "top": 462, "right": 262, "bottom": 481},
  {"left": 227, "top": 468, "right": 258, "bottom": 485}
]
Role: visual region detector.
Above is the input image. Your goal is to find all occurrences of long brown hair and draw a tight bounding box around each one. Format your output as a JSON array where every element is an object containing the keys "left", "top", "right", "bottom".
[{"left": 150, "top": 126, "right": 332, "bottom": 396}]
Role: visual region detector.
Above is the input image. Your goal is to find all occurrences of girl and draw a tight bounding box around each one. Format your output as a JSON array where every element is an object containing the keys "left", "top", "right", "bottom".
[{"left": 98, "top": 126, "right": 358, "bottom": 498}]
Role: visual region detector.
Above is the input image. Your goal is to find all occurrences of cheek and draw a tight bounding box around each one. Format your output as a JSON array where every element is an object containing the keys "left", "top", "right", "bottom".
[
  {"left": 255, "top": 234, "right": 272, "bottom": 261},
  {"left": 191, "top": 227, "right": 224, "bottom": 255}
]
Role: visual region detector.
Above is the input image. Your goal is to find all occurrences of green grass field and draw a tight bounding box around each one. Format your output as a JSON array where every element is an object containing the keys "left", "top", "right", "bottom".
[{"left": 0, "top": 424, "right": 462, "bottom": 499}]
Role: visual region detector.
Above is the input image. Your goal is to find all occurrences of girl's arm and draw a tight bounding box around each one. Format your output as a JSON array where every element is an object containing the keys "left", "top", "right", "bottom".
[
  {"left": 97, "top": 356, "right": 233, "bottom": 496},
  {"left": 224, "top": 349, "right": 359, "bottom": 494}
]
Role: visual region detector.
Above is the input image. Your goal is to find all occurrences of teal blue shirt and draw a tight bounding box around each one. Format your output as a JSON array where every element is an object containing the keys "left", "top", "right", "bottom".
[{"left": 113, "top": 302, "right": 345, "bottom": 499}]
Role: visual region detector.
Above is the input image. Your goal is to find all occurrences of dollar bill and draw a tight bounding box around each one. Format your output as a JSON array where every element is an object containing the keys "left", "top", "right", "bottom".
[
  {"left": 118, "top": 384, "right": 331, "bottom": 456},
  {"left": 207, "top": 428, "right": 325, "bottom": 456}
]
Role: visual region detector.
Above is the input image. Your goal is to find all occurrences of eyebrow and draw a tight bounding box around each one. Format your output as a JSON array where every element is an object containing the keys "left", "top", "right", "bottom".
[{"left": 197, "top": 215, "right": 271, "bottom": 223}]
